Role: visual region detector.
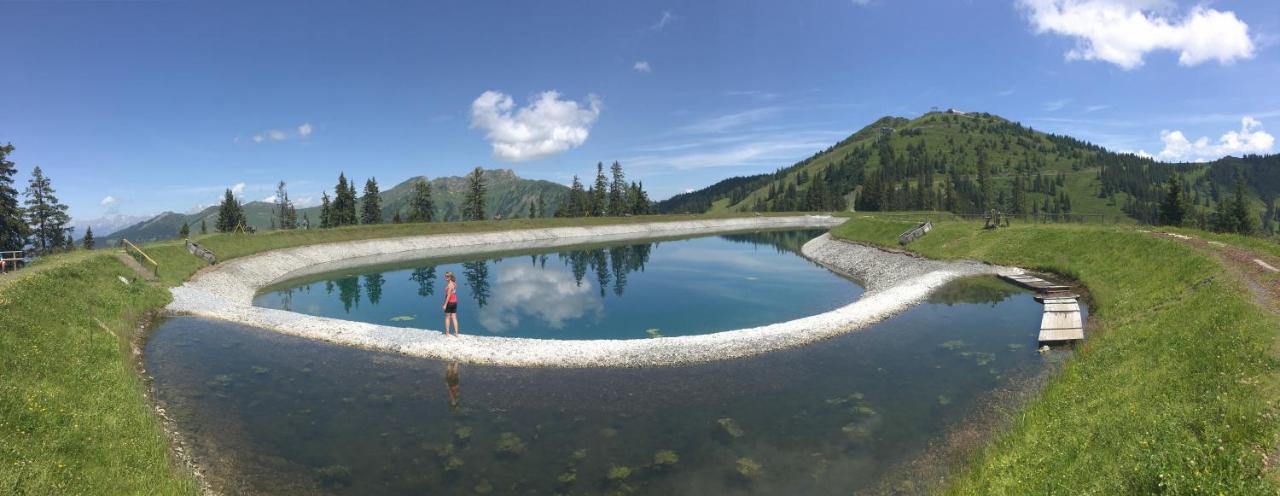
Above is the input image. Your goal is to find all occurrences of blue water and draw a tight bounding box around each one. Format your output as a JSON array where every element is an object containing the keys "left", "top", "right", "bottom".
[
  {"left": 253, "top": 229, "right": 861, "bottom": 339},
  {"left": 147, "top": 276, "right": 1071, "bottom": 495}
]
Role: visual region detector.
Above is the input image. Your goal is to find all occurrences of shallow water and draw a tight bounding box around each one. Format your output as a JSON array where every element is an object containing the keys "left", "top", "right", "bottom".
[
  {"left": 148, "top": 276, "right": 1073, "bottom": 495},
  {"left": 252, "top": 229, "right": 859, "bottom": 339}
]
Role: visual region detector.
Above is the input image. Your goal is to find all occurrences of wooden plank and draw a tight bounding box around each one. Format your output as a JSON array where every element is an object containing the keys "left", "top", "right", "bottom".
[
  {"left": 1044, "top": 302, "right": 1080, "bottom": 312},
  {"left": 1041, "top": 311, "right": 1083, "bottom": 331},
  {"left": 1040, "top": 327, "right": 1084, "bottom": 342}
]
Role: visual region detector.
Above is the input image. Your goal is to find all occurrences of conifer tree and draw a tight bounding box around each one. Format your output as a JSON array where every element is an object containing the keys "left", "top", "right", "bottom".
[
  {"left": 273, "top": 181, "right": 297, "bottom": 230},
  {"left": 1158, "top": 174, "right": 1186, "bottom": 226},
  {"left": 567, "top": 176, "right": 586, "bottom": 217},
  {"left": 1229, "top": 175, "right": 1256, "bottom": 234},
  {"left": 319, "top": 191, "right": 333, "bottom": 228},
  {"left": 536, "top": 192, "right": 545, "bottom": 218},
  {"left": 200, "top": 218, "right": 207, "bottom": 235},
  {"left": 462, "top": 167, "right": 486, "bottom": 221},
  {"left": 591, "top": 162, "right": 607, "bottom": 216},
  {"left": 179, "top": 222, "right": 190, "bottom": 239},
  {"left": 608, "top": 161, "right": 627, "bottom": 216},
  {"left": 361, "top": 177, "right": 381, "bottom": 224},
  {"left": 23, "top": 166, "right": 71, "bottom": 253},
  {"left": 408, "top": 177, "right": 435, "bottom": 222},
  {"left": 82, "top": 226, "right": 94, "bottom": 250},
  {"left": 215, "top": 188, "right": 245, "bottom": 232},
  {"left": 0, "top": 144, "right": 27, "bottom": 251}
]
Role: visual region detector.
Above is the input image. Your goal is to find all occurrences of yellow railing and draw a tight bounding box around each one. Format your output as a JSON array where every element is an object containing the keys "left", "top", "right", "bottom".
[{"left": 121, "top": 239, "right": 159, "bottom": 277}]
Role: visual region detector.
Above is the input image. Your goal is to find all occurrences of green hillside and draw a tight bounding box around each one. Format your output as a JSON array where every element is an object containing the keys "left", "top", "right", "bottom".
[
  {"left": 661, "top": 111, "right": 1278, "bottom": 229},
  {"left": 105, "top": 168, "right": 569, "bottom": 245}
]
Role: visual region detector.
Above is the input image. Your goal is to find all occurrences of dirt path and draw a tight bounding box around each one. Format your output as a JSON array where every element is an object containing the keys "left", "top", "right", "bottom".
[
  {"left": 1152, "top": 231, "right": 1280, "bottom": 477},
  {"left": 1152, "top": 232, "right": 1280, "bottom": 312},
  {"left": 115, "top": 252, "right": 159, "bottom": 282}
]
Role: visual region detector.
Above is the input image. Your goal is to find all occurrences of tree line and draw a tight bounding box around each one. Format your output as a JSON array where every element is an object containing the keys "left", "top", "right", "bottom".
[
  {"left": 212, "top": 162, "right": 655, "bottom": 235},
  {"left": 0, "top": 143, "right": 91, "bottom": 255}
]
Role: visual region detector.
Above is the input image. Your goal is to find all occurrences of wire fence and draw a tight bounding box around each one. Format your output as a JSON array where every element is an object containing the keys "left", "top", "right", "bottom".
[{"left": 853, "top": 210, "right": 1131, "bottom": 225}]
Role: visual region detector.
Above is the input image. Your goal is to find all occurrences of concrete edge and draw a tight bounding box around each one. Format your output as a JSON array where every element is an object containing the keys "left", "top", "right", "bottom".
[{"left": 165, "top": 216, "right": 1022, "bottom": 367}]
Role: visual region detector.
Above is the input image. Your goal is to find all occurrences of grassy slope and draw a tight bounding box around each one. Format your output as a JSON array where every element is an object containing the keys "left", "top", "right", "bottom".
[
  {"left": 0, "top": 255, "right": 197, "bottom": 495},
  {"left": 1, "top": 213, "right": 821, "bottom": 494},
  {"left": 832, "top": 215, "right": 1280, "bottom": 494}
]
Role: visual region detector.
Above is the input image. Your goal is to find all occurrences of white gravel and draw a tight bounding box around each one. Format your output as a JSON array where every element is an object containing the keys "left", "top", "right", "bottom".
[{"left": 166, "top": 217, "right": 1021, "bottom": 367}]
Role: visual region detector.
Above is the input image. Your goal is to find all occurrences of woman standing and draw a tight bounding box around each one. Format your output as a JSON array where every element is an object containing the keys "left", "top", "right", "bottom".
[{"left": 442, "top": 271, "right": 460, "bottom": 336}]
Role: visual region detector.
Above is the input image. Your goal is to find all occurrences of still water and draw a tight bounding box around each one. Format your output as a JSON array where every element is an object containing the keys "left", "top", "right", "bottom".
[
  {"left": 253, "top": 230, "right": 859, "bottom": 339},
  {"left": 148, "top": 276, "right": 1069, "bottom": 495}
]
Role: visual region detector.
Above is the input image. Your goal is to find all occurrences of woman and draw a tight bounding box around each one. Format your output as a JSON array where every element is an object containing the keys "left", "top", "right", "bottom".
[{"left": 442, "top": 271, "right": 460, "bottom": 336}]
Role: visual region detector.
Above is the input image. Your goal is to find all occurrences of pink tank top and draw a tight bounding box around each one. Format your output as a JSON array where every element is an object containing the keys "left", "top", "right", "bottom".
[{"left": 447, "top": 282, "right": 457, "bottom": 303}]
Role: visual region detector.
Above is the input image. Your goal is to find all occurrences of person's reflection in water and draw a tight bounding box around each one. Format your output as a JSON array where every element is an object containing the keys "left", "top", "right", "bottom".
[{"left": 445, "top": 362, "right": 461, "bottom": 413}]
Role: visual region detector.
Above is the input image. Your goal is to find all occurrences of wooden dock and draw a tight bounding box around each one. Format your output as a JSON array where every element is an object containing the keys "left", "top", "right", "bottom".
[{"left": 1001, "top": 273, "right": 1085, "bottom": 343}]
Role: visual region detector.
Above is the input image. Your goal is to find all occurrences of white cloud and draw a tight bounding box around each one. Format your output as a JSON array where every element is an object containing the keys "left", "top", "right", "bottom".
[
  {"left": 267, "top": 129, "right": 288, "bottom": 141},
  {"left": 651, "top": 10, "right": 676, "bottom": 31},
  {"left": 1156, "top": 117, "right": 1275, "bottom": 162},
  {"left": 633, "top": 61, "right": 652, "bottom": 73},
  {"left": 1018, "top": 0, "right": 1255, "bottom": 69},
  {"left": 469, "top": 90, "right": 602, "bottom": 162},
  {"left": 231, "top": 182, "right": 246, "bottom": 196},
  {"left": 297, "top": 122, "right": 313, "bottom": 138},
  {"left": 1043, "top": 99, "right": 1071, "bottom": 112},
  {"left": 678, "top": 107, "right": 780, "bottom": 134},
  {"left": 261, "top": 194, "right": 278, "bottom": 203},
  {"left": 100, "top": 195, "right": 117, "bottom": 206},
  {"left": 252, "top": 134, "right": 264, "bottom": 143}
]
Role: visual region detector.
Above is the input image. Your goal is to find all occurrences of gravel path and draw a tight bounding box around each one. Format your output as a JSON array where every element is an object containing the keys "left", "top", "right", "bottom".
[{"left": 166, "top": 217, "right": 1020, "bottom": 367}]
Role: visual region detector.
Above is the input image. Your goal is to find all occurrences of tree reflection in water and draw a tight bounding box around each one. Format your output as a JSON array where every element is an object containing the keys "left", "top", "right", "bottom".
[
  {"left": 335, "top": 276, "right": 361, "bottom": 313},
  {"left": 462, "top": 261, "right": 490, "bottom": 307},
  {"left": 364, "top": 274, "right": 385, "bottom": 306},
  {"left": 409, "top": 266, "right": 436, "bottom": 297}
]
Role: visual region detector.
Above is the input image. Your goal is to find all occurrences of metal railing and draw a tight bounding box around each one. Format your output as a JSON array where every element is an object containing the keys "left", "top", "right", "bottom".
[{"left": 0, "top": 250, "right": 26, "bottom": 273}]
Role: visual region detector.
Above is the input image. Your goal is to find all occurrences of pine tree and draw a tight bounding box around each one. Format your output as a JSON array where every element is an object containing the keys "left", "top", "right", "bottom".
[
  {"left": 591, "top": 162, "right": 607, "bottom": 217},
  {"left": 331, "top": 173, "right": 358, "bottom": 227},
  {"left": 1158, "top": 174, "right": 1186, "bottom": 226},
  {"left": 215, "top": 188, "right": 245, "bottom": 232},
  {"left": 200, "top": 218, "right": 207, "bottom": 235},
  {"left": 361, "top": 177, "right": 382, "bottom": 224},
  {"left": 1229, "top": 175, "right": 1256, "bottom": 234},
  {"left": 567, "top": 176, "right": 586, "bottom": 217},
  {"left": 179, "top": 222, "right": 190, "bottom": 239},
  {"left": 319, "top": 192, "right": 332, "bottom": 228},
  {"left": 607, "top": 161, "right": 627, "bottom": 216},
  {"left": 536, "top": 192, "right": 546, "bottom": 218},
  {"left": 273, "top": 181, "right": 297, "bottom": 230},
  {"left": 463, "top": 167, "right": 486, "bottom": 221},
  {"left": 408, "top": 178, "right": 435, "bottom": 222},
  {"left": 391, "top": 211, "right": 402, "bottom": 223},
  {"left": 23, "top": 166, "right": 71, "bottom": 253},
  {"left": 0, "top": 143, "right": 27, "bottom": 251},
  {"left": 977, "top": 161, "right": 993, "bottom": 211},
  {"left": 82, "top": 226, "right": 94, "bottom": 250}
]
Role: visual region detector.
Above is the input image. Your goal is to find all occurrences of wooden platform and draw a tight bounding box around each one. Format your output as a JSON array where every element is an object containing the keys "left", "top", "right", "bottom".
[{"left": 1001, "top": 274, "right": 1085, "bottom": 343}]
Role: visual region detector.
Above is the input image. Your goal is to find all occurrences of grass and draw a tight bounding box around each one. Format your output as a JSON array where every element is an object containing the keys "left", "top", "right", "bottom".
[
  {"left": 0, "top": 212, "right": 817, "bottom": 493},
  {"left": 832, "top": 215, "right": 1280, "bottom": 494},
  {"left": 0, "top": 254, "right": 197, "bottom": 495},
  {"left": 9, "top": 211, "right": 1275, "bottom": 493}
]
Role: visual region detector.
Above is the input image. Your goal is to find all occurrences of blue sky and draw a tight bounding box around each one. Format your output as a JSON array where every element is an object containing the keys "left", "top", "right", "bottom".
[{"left": 2, "top": 0, "right": 1277, "bottom": 223}]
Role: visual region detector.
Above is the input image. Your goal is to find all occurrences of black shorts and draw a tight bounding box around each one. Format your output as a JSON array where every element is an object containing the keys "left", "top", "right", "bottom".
[{"left": 444, "top": 302, "right": 457, "bottom": 314}]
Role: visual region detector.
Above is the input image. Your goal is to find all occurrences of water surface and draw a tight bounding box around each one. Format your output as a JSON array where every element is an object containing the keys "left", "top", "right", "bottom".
[
  {"left": 149, "top": 276, "right": 1069, "bottom": 495},
  {"left": 253, "top": 229, "right": 859, "bottom": 339}
]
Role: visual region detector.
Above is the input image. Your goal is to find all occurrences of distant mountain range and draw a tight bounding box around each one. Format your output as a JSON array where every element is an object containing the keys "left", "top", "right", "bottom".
[
  {"left": 102, "top": 168, "right": 569, "bottom": 246},
  {"left": 71, "top": 214, "right": 152, "bottom": 238}
]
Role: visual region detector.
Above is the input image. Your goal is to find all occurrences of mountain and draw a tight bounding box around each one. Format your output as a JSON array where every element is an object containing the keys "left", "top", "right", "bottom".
[
  {"left": 71, "top": 214, "right": 153, "bottom": 238},
  {"left": 103, "top": 168, "right": 569, "bottom": 245},
  {"left": 658, "top": 110, "right": 1277, "bottom": 228},
  {"left": 296, "top": 168, "right": 569, "bottom": 223},
  {"left": 101, "top": 202, "right": 276, "bottom": 246}
]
